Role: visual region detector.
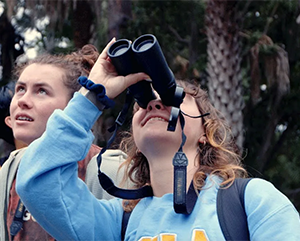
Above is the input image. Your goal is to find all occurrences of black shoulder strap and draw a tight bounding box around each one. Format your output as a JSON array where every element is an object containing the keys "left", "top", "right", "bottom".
[
  {"left": 10, "top": 199, "right": 26, "bottom": 241},
  {"left": 217, "top": 178, "right": 252, "bottom": 241},
  {"left": 121, "top": 211, "right": 132, "bottom": 241}
]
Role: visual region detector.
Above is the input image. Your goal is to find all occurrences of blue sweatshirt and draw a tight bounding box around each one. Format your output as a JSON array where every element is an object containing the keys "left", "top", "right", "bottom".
[{"left": 16, "top": 93, "right": 300, "bottom": 241}]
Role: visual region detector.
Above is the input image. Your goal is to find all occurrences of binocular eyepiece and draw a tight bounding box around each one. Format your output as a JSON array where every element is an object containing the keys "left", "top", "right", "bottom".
[{"left": 107, "top": 34, "right": 184, "bottom": 110}]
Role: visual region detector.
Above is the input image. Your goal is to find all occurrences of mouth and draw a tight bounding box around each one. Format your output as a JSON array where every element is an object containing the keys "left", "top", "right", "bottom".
[
  {"left": 142, "top": 116, "right": 169, "bottom": 126},
  {"left": 16, "top": 114, "right": 34, "bottom": 122}
]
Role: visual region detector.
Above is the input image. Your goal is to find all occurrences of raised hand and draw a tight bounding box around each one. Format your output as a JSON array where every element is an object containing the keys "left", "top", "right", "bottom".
[{"left": 88, "top": 38, "right": 148, "bottom": 99}]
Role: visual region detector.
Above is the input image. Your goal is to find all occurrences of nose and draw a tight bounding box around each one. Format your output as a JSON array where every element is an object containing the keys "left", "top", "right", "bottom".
[
  {"left": 18, "top": 92, "right": 33, "bottom": 109},
  {"left": 146, "top": 99, "right": 165, "bottom": 111}
]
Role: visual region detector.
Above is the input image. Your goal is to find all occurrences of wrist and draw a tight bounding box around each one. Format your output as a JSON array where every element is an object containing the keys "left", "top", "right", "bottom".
[
  {"left": 77, "top": 76, "right": 115, "bottom": 109},
  {"left": 79, "top": 87, "right": 106, "bottom": 110}
]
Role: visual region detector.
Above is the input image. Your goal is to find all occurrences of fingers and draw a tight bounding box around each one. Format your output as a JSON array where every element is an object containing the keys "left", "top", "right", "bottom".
[
  {"left": 99, "top": 37, "right": 116, "bottom": 59},
  {"left": 87, "top": 38, "right": 150, "bottom": 100},
  {"left": 105, "top": 72, "right": 149, "bottom": 99},
  {"left": 88, "top": 38, "right": 117, "bottom": 84},
  {"left": 124, "top": 72, "right": 150, "bottom": 87}
]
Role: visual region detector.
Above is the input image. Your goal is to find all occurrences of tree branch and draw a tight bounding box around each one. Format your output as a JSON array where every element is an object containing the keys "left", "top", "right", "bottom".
[
  {"left": 168, "top": 25, "right": 189, "bottom": 44},
  {"left": 263, "top": 2, "right": 279, "bottom": 35},
  {"left": 239, "top": 0, "right": 253, "bottom": 21}
]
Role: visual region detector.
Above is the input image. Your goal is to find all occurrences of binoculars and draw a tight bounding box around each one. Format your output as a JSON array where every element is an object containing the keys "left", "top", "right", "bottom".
[{"left": 107, "top": 34, "right": 184, "bottom": 110}]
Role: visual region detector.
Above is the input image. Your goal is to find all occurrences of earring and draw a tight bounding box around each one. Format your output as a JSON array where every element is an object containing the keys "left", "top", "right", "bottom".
[{"left": 199, "top": 135, "right": 207, "bottom": 146}]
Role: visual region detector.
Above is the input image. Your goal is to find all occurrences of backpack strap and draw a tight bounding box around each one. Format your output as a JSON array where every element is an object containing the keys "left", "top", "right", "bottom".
[
  {"left": 121, "top": 211, "right": 132, "bottom": 241},
  {"left": 10, "top": 199, "right": 26, "bottom": 241},
  {"left": 217, "top": 178, "right": 252, "bottom": 241}
]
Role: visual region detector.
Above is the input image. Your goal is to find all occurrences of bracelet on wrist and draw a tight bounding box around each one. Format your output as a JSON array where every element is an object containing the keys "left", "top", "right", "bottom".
[{"left": 78, "top": 76, "right": 115, "bottom": 109}]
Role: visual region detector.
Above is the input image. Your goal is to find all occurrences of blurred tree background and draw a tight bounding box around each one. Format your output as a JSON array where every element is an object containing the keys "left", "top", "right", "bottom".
[{"left": 0, "top": 0, "right": 299, "bottom": 210}]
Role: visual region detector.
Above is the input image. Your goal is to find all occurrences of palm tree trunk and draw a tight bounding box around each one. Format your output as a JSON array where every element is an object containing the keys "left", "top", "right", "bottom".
[
  {"left": 205, "top": 0, "right": 244, "bottom": 151},
  {"left": 108, "top": 0, "right": 132, "bottom": 39}
]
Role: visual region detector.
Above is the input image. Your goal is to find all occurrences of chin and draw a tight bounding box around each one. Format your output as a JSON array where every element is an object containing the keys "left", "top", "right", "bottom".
[
  {"left": 141, "top": 131, "right": 181, "bottom": 148},
  {"left": 14, "top": 133, "right": 34, "bottom": 146}
]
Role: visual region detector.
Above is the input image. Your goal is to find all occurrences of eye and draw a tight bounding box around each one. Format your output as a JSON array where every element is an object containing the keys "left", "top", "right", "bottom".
[
  {"left": 15, "top": 85, "right": 25, "bottom": 93},
  {"left": 38, "top": 88, "right": 47, "bottom": 95},
  {"left": 133, "top": 102, "right": 140, "bottom": 114}
]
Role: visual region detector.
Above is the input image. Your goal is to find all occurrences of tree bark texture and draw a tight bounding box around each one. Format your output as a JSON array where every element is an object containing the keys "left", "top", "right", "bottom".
[
  {"left": 205, "top": 0, "right": 244, "bottom": 151},
  {"left": 108, "top": 0, "right": 132, "bottom": 40}
]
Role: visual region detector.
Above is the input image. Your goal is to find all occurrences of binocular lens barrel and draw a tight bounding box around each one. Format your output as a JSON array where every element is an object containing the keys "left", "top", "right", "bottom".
[
  {"left": 132, "top": 34, "right": 177, "bottom": 106},
  {"left": 109, "top": 40, "right": 131, "bottom": 56},
  {"left": 133, "top": 37, "right": 154, "bottom": 52},
  {"left": 108, "top": 34, "right": 181, "bottom": 109},
  {"left": 108, "top": 39, "right": 133, "bottom": 76},
  {"left": 108, "top": 39, "right": 155, "bottom": 108}
]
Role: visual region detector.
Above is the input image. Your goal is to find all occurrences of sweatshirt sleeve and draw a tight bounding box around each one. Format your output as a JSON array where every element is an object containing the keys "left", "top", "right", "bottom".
[
  {"left": 245, "top": 178, "right": 300, "bottom": 240},
  {"left": 16, "top": 92, "right": 123, "bottom": 241}
]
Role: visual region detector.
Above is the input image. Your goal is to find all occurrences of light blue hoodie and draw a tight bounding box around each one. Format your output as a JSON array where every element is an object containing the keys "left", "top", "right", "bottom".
[{"left": 16, "top": 92, "right": 300, "bottom": 241}]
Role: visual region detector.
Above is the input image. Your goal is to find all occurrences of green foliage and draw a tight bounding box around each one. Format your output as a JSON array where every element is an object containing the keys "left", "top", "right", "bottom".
[
  {"left": 119, "top": 0, "right": 207, "bottom": 78},
  {"left": 241, "top": 0, "right": 300, "bottom": 210}
]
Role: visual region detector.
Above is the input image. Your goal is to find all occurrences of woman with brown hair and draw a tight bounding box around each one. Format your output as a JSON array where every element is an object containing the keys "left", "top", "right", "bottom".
[{"left": 1, "top": 44, "right": 125, "bottom": 241}]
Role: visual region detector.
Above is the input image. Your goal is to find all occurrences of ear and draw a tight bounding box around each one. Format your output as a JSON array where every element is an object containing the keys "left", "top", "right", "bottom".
[
  {"left": 199, "top": 135, "right": 207, "bottom": 145},
  {"left": 5, "top": 116, "right": 12, "bottom": 129}
]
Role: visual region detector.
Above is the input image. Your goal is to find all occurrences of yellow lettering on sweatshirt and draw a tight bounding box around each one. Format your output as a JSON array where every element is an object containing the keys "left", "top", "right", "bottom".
[{"left": 138, "top": 229, "right": 209, "bottom": 241}]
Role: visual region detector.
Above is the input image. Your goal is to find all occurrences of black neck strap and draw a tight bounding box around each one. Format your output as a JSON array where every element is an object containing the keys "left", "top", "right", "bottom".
[
  {"left": 172, "top": 111, "right": 198, "bottom": 214},
  {"left": 97, "top": 91, "right": 154, "bottom": 199}
]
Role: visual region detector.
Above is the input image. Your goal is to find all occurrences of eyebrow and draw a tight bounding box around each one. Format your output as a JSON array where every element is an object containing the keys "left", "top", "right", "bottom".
[{"left": 16, "top": 81, "right": 53, "bottom": 89}]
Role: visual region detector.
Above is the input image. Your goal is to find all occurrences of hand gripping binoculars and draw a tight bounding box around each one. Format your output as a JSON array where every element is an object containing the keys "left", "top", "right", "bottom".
[{"left": 107, "top": 34, "right": 185, "bottom": 131}]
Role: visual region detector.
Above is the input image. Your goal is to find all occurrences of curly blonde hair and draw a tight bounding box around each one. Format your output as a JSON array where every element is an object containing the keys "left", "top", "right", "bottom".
[{"left": 119, "top": 80, "right": 247, "bottom": 211}]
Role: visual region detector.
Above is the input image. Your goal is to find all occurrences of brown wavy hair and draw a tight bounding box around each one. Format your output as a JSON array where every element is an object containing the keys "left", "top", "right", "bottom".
[
  {"left": 119, "top": 80, "right": 248, "bottom": 211},
  {"left": 13, "top": 44, "right": 99, "bottom": 100}
]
